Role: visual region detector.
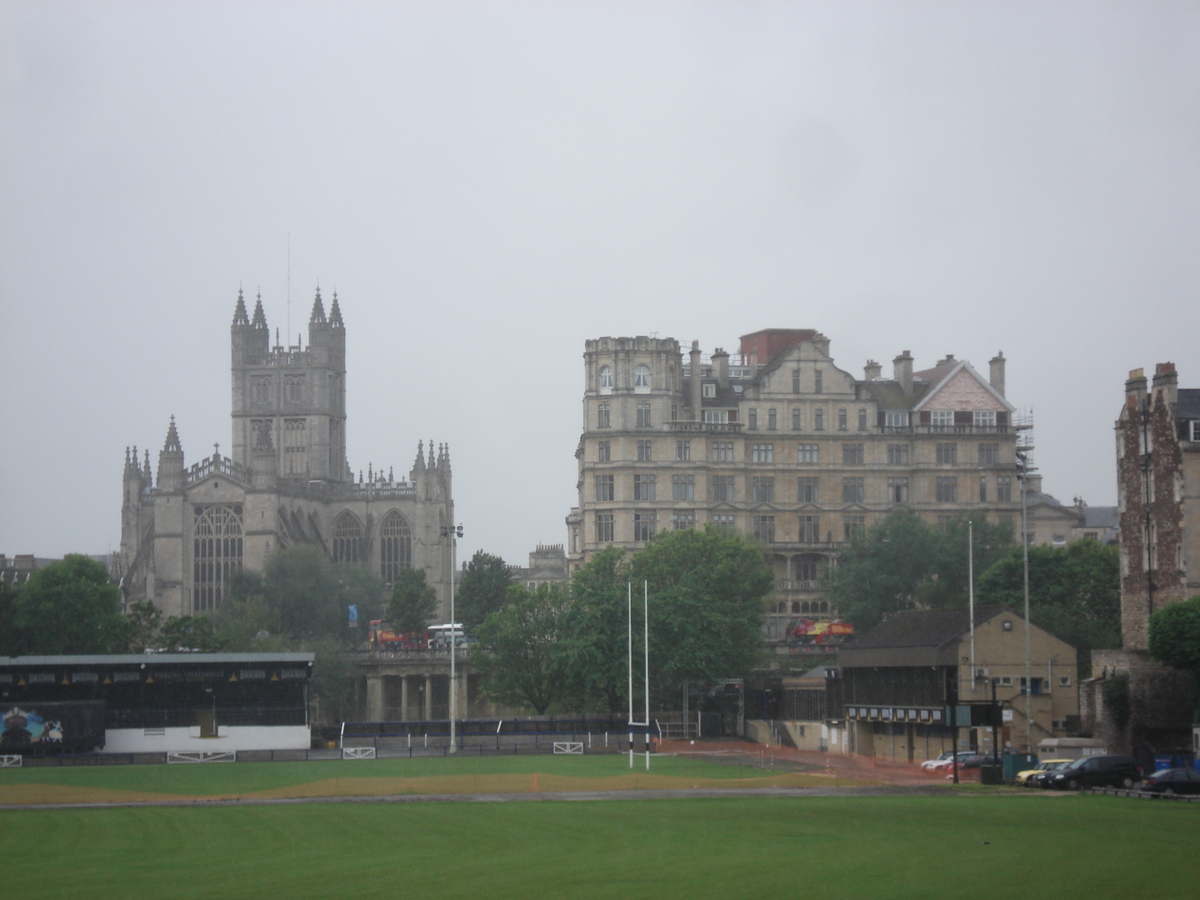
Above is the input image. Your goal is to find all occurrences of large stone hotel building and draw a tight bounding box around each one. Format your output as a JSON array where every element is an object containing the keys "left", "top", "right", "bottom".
[{"left": 566, "top": 328, "right": 1022, "bottom": 640}]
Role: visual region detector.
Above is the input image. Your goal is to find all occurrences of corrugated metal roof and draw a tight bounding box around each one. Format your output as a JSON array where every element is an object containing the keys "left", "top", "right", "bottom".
[{"left": 0, "top": 652, "right": 314, "bottom": 667}]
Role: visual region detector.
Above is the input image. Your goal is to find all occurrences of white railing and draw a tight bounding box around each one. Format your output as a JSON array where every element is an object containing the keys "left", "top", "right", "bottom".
[{"left": 167, "top": 751, "right": 236, "bottom": 764}]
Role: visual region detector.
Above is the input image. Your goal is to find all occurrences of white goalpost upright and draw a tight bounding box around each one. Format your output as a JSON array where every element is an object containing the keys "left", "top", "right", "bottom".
[{"left": 628, "top": 580, "right": 650, "bottom": 770}]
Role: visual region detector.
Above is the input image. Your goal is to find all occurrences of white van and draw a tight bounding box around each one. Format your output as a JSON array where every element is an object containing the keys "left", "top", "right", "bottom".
[{"left": 1037, "top": 737, "right": 1107, "bottom": 761}]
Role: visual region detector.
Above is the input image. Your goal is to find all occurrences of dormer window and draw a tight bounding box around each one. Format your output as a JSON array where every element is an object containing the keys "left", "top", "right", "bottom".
[
  {"left": 931, "top": 410, "right": 953, "bottom": 430},
  {"left": 974, "top": 410, "right": 997, "bottom": 428},
  {"left": 634, "top": 364, "right": 651, "bottom": 390},
  {"left": 703, "top": 383, "right": 716, "bottom": 398},
  {"left": 599, "top": 365, "right": 613, "bottom": 391},
  {"left": 1190, "top": 420, "right": 1200, "bottom": 442}
]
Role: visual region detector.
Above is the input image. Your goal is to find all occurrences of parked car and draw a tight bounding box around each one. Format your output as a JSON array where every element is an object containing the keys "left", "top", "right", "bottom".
[
  {"left": 1016, "top": 759, "right": 1072, "bottom": 787},
  {"left": 920, "top": 751, "right": 956, "bottom": 772},
  {"left": 1139, "top": 767, "right": 1200, "bottom": 796},
  {"left": 928, "top": 752, "right": 988, "bottom": 775},
  {"left": 1042, "top": 754, "right": 1142, "bottom": 790}
]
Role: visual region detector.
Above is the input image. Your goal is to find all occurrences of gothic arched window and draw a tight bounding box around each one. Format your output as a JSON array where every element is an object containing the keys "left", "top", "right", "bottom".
[
  {"left": 332, "top": 512, "right": 364, "bottom": 564},
  {"left": 379, "top": 511, "right": 412, "bottom": 586},
  {"left": 193, "top": 504, "right": 243, "bottom": 613}
]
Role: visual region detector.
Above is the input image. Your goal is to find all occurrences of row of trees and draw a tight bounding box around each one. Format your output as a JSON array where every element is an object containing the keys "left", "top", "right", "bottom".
[
  {"left": 826, "top": 509, "right": 1122, "bottom": 675},
  {"left": 470, "top": 527, "right": 774, "bottom": 714}
]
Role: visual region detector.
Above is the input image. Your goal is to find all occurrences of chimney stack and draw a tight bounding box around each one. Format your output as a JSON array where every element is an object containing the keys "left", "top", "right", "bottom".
[
  {"left": 1153, "top": 362, "right": 1178, "bottom": 407},
  {"left": 864, "top": 359, "right": 882, "bottom": 381},
  {"left": 712, "top": 348, "right": 730, "bottom": 389},
  {"left": 1125, "top": 367, "right": 1148, "bottom": 409},
  {"left": 689, "top": 340, "right": 703, "bottom": 421},
  {"left": 989, "top": 352, "right": 1006, "bottom": 397},
  {"left": 894, "top": 351, "right": 914, "bottom": 397}
]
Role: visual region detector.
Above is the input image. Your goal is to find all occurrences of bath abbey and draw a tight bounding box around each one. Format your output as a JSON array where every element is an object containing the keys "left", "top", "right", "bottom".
[{"left": 118, "top": 289, "right": 455, "bottom": 618}]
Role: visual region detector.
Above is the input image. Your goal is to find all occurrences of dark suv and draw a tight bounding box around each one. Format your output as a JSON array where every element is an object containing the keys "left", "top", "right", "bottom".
[{"left": 1043, "top": 755, "right": 1142, "bottom": 790}]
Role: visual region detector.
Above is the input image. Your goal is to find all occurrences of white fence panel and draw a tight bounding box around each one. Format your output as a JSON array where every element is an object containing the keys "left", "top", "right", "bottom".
[
  {"left": 553, "top": 742, "right": 584, "bottom": 755},
  {"left": 167, "top": 751, "right": 236, "bottom": 764}
]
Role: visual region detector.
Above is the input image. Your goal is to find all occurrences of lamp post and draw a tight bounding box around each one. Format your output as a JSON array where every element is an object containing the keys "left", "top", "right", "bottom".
[
  {"left": 1017, "top": 446, "right": 1033, "bottom": 754},
  {"left": 441, "top": 523, "right": 463, "bottom": 754}
]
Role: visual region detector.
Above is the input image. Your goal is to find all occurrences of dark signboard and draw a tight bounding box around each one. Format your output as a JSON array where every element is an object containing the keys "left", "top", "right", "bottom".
[{"left": 1, "top": 701, "right": 106, "bottom": 753}]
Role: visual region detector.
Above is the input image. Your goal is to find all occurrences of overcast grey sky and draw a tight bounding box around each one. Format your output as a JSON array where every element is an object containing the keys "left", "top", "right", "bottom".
[{"left": 2, "top": 1, "right": 1197, "bottom": 566}]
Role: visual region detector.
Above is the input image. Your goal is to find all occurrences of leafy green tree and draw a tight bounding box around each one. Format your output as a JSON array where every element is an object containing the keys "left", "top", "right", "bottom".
[
  {"left": 826, "top": 510, "right": 936, "bottom": 631},
  {"left": 159, "top": 615, "right": 226, "bottom": 652},
  {"left": 0, "top": 580, "right": 22, "bottom": 655},
  {"left": 12, "top": 555, "right": 126, "bottom": 654},
  {"left": 977, "top": 540, "right": 1120, "bottom": 675},
  {"left": 304, "top": 635, "right": 359, "bottom": 723},
  {"left": 386, "top": 567, "right": 439, "bottom": 634},
  {"left": 332, "top": 563, "right": 386, "bottom": 641},
  {"left": 827, "top": 511, "right": 1015, "bottom": 632},
  {"left": 263, "top": 545, "right": 341, "bottom": 640},
  {"left": 919, "top": 516, "right": 1014, "bottom": 609},
  {"left": 473, "top": 583, "right": 571, "bottom": 714},
  {"left": 213, "top": 570, "right": 280, "bottom": 650},
  {"left": 561, "top": 546, "right": 631, "bottom": 712},
  {"left": 629, "top": 525, "right": 773, "bottom": 704},
  {"left": 124, "top": 599, "right": 163, "bottom": 652},
  {"left": 1148, "top": 596, "right": 1200, "bottom": 700},
  {"left": 456, "top": 551, "right": 513, "bottom": 633}
]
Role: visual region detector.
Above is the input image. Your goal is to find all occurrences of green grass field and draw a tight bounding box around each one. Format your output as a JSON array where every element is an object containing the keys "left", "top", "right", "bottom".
[
  {"left": 0, "top": 754, "right": 805, "bottom": 803},
  {"left": 3, "top": 791, "right": 1196, "bottom": 899}
]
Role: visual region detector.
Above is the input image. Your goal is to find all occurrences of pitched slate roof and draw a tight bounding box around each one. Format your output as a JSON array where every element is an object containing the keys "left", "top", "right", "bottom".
[
  {"left": 1079, "top": 506, "right": 1118, "bottom": 529},
  {"left": 1177, "top": 388, "right": 1200, "bottom": 419},
  {"left": 838, "top": 606, "right": 1015, "bottom": 668}
]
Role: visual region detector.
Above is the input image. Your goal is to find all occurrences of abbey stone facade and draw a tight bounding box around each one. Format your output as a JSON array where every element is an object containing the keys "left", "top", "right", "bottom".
[{"left": 119, "top": 289, "right": 454, "bottom": 619}]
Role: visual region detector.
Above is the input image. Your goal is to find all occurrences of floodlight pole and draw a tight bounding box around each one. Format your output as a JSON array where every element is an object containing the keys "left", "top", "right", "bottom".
[
  {"left": 1019, "top": 451, "right": 1033, "bottom": 755},
  {"left": 442, "top": 524, "right": 463, "bottom": 754},
  {"left": 627, "top": 580, "right": 650, "bottom": 771},
  {"left": 968, "top": 519, "right": 975, "bottom": 680},
  {"left": 643, "top": 579, "right": 650, "bottom": 772}
]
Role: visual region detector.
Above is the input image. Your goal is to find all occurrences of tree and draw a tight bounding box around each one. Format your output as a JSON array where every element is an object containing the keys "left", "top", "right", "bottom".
[
  {"left": 305, "top": 635, "right": 359, "bottom": 723},
  {"left": 332, "top": 563, "right": 386, "bottom": 640},
  {"left": 456, "top": 551, "right": 513, "bottom": 633},
  {"left": 561, "top": 546, "right": 631, "bottom": 712},
  {"left": 473, "top": 583, "right": 571, "bottom": 714},
  {"left": 1148, "top": 596, "right": 1200, "bottom": 685},
  {"left": 158, "top": 615, "right": 226, "bottom": 652},
  {"left": 977, "top": 540, "right": 1121, "bottom": 674},
  {"left": 124, "top": 599, "right": 162, "bottom": 652},
  {"left": 629, "top": 525, "right": 773, "bottom": 703},
  {"left": 386, "top": 568, "right": 438, "bottom": 634},
  {"left": 0, "top": 580, "right": 21, "bottom": 655},
  {"left": 919, "top": 516, "right": 1014, "bottom": 609},
  {"left": 826, "top": 511, "right": 1015, "bottom": 632},
  {"left": 12, "top": 555, "right": 127, "bottom": 654},
  {"left": 262, "top": 545, "right": 341, "bottom": 640},
  {"left": 825, "top": 510, "right": 937, "bottom": 632}
]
